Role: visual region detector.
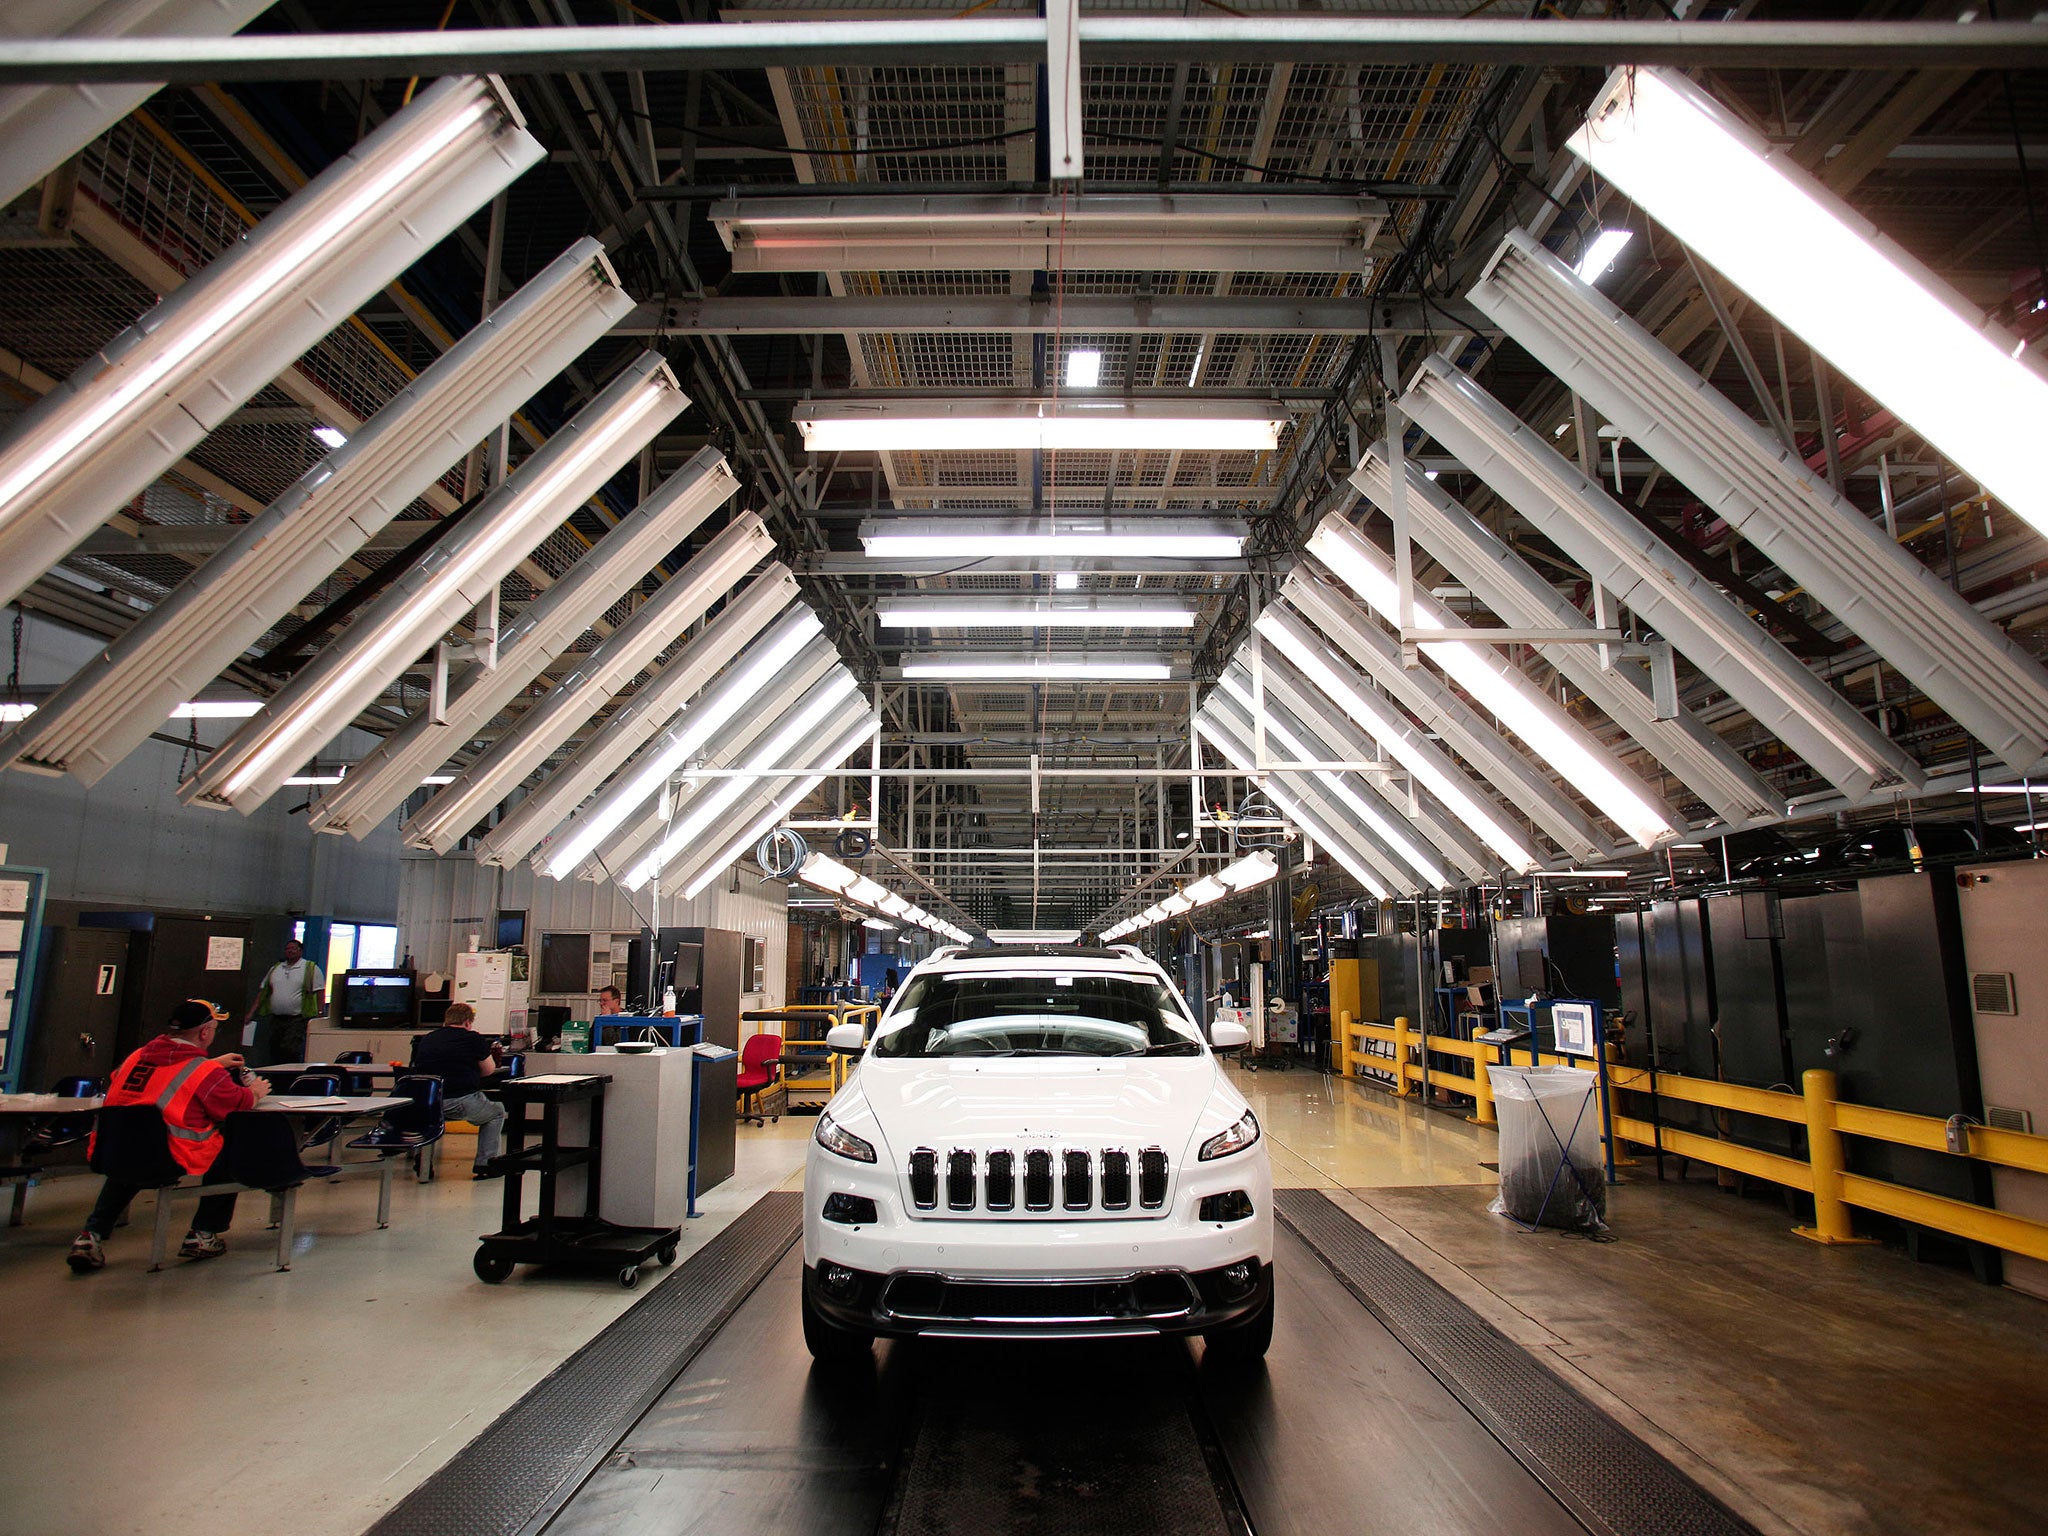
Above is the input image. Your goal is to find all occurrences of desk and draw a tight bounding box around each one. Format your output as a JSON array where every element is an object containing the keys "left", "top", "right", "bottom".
[{"left": 0, "top": 1095, "right": 104, "bottom": 1225}]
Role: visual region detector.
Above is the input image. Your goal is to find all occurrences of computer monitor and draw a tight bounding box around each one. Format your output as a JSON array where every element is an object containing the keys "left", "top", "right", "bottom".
[
  {"left": 339, "top": 969, "right": 417, "bottom": 1029},
  {"left": 1514, "top": 949, "right": 1547, "bottom": 993}
]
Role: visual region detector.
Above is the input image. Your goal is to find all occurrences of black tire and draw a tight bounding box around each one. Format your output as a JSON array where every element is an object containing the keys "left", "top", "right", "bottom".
[
  {"left": 473, "top": 1253, "right": 513, "bottom": 1284},
  {"left": 619, "top": 1265, "right": 640, "bottom": 1289},
  {"left": 656, "top": 1244, "right": 678, "bottom": 1267},
  {"left": 1203, "top": 1290, "right": 1274, "bottom": 1366},
  {"left": 802, "top": 1282, "right": 873, "bottom": 1365}
]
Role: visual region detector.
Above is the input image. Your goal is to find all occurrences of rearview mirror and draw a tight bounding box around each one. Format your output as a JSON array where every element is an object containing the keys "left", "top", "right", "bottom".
[
  {"left": 1209, "top": 1021, "right": 1250, "bottom": 1051},
  {"left": 826, "top": 1023, "right": 866, "bottom": 1054}
]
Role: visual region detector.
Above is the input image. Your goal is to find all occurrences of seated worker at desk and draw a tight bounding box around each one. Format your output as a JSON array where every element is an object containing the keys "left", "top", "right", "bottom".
[
  {"left": 598, "top": 985, "right": 624, "bottom": 1016},
  {"left": 413, "top": 1003, "right": 508, "bottom": 1179},
  {"left": 68, "top": 999, "right": 267, "bottom": 1274}
]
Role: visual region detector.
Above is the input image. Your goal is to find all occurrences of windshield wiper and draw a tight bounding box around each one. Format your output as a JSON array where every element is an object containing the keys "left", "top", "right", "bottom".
[{"left": 1118, "top": 1041, "right": 1203, "bottom": 1056}]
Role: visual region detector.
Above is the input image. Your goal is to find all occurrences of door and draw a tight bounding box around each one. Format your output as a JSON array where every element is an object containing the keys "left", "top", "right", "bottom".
[{"left": 23, "top": 927, "right": 130, "bottom": 1088}]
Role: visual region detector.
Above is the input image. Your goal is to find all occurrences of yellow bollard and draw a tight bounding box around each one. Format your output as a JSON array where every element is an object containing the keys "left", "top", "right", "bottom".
[
  {"left": 1334, "top": 1010, "right": 1352, "bottom": 1079},
  {"left": 1393, "top": 1015, "right": 1415, "bottom": 1096},
  {"left": 1470, "top": 1039, "right": 1495, "bottom": 1126},
  {"left": 1794, "top": 1067, "right": 1876, "bottom": 1246}
]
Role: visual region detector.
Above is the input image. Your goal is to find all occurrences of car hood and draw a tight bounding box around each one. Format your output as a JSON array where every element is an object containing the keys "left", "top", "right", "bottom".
[{"left": 852, "top": 1057, "right": 1231, "bottom": 1162}]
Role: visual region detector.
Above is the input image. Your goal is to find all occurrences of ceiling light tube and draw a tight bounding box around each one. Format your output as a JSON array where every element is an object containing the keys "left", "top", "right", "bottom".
[
  {"left": 1216, "top": 668, "right": 1451, "bottom": 887},
  {"left": 619, "top": 674, "right": 864, "bottom": 889},
  {"left": 536, "top": 613, "right": 830, "bottom": 880},
  {"left": 860, "top": 516, "right": 1245, "bottom": 561},
  {"left": 1294, "top": 508, "right": 1679, "bottom": 849},
  {"left": 1342, "top": 462, "right": 1784, "bottom": 826},
  {"left": 182, "top": 352, "right": 686, "bottom": 814},
  {"left": 0, "top": 0, "right": 275, "bottom": 209},
  {"left": 1252, "top": 601, "right": 1542, "bottom": 873},
  {"left": 712, "top": 192, "right": 1386, "bottom": 275},
  {"left": 798, "top": 399, "right": 1285, "bottom": 454},
  {"left": 0, "top": 75, "right": 544, "bottom": 612},
  {"left": 448, "top": 561, "right": 790, "bottom": 868},
  {"left": 797, "top": 852, "right": 859, "bottom": 895},
  {"left": 876, "top": 596, "right": 1197, "bottom": 630},
  {"left": 846, "top": 875, "right": 891, "bottom": 907},
  {"left": 166, "top": 700, "right": 262, "bottom": 720},
  {"left": 1271, "top": 588, "right": 1604, "bottom": 864},
  {"left": 0, "top": 238, "right": 636, "bottom": 787},
  {"left": 1467, "top": 227, "right": 2048, "bottom": 775},
  {"left": 900, "top": 653, "right": 1175, "bottom": 682},
  {"left": 1571, "top": 227, "right": 1634, "bottom": 284},
  {"left": 438, "top": 555, "right": 790, "bottom": 862},
  {"left": 309, "top": 447, "right": 741, "bottom": 840},
  {"left": 1233, "top": 648, "right": 1495, "bottom": 881},
  {"left": 1567, "top": 66, "right": 2048, "bottom": 532},
  {"left": 677, "top": 713, "right": 881, "bottom": 900},
  {"left": 1219, "top": 851, "right": 1280, "bottom": 890},
  {"left": 1160, "top": 893, "right": 1195, "bottom": 916},
  {"left": 1399, "top": 353, "right": 1923, "bottom": 802}
]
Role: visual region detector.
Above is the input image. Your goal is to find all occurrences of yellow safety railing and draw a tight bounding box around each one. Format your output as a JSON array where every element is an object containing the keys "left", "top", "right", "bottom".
[
  {"left": 743, "top": 1003, "right": 882, "bottom": 1094},
  {"left": 1333, "top": 1010, "right": 2048, "bottom": 1265}
]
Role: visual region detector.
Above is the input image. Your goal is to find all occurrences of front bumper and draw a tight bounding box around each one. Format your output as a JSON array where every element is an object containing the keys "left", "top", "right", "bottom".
[{"left": 805, "top": 1258, "right": 1274, "bottom": 1341}]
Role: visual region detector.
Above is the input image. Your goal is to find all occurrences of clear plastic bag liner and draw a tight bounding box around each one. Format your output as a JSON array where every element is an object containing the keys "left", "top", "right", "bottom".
[{"left": 1486, "top": 1064, "right": 1608, "bottom": 1232}]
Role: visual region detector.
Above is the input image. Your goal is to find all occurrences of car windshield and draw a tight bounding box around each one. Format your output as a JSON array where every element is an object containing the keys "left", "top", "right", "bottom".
[{"left": 870, "top": 970, "right": 1204, "bottom": 1058}]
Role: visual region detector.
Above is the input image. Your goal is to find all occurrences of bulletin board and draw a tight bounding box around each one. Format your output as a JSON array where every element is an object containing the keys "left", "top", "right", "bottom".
[{"left": 0, "top": 865, "right": 49, "bottom": 1093}]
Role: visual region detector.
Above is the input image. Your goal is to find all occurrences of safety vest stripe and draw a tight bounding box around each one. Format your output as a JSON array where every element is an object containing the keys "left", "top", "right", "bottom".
[{"left": 151, "top": 1057, "right": 209, "bottom": 1110}]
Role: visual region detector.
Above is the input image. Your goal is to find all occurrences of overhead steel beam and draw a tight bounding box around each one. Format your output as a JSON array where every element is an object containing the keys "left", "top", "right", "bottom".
[
  {"left": 611, "top": 294, "right": 1489, "bottom": 337},
  {"left": 0, "top": 20, "right": 2041, "bottom": 84}
]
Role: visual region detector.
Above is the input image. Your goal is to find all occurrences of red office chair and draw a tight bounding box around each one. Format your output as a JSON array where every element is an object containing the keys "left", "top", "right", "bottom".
[{"left": 736, "top": 1033, "right": 786, "bottom": 1126}]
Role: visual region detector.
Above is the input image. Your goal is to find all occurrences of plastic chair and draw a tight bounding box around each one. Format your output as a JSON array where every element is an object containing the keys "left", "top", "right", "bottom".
[
  {"left": 283, "top": 1073, "right": 345, "bottom": 1156},
  {"left": 346, "top": 1074, "right": 445, "bottom": 1183},
  {"left": 23, "top": 1076, "right": 101, "bottom": 1157},
  {"left": 736, "top": 1034, "right": 786, "bottom": 1126},
  {"left": 334, "top": 1050, "right": 375, "bottom": 1096}
]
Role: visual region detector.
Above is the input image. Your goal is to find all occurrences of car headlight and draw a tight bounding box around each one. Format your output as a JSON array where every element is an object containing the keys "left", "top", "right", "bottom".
[
  {"left": 814, "top": 1110, "right": 877, "bottom": 1163},
  {"left": 1199, "top": 1109, "right": 1260, "bottom": 1162}
]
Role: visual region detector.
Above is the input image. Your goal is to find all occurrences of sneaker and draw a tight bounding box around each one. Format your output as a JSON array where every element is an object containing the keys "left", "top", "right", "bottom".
[
  {"left": 178, "top": 1230, "right": 227, "bottom": 1261},
  {"left": 66, "top": 1232, "right": 105, "bottom": 1273}
]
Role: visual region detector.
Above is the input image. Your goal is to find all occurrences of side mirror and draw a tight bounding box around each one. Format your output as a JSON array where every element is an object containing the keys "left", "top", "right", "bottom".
[
  {"left": 826, "top": 1023, "right": 866, "bottom": 1054},
  {"left": 1209, "top": 1021, "right": 1250, "bottom": 1051}
]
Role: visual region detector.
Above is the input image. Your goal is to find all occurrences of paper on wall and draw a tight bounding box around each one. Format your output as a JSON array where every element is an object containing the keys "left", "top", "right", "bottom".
[
  {"left": 206, "top": 935, "right": 245, "bottom": 971},
  {"left": 0, "top": 919, "right": 21, "bottom": 951},
  {"left": 0, "top": 957, "right": 16, "bottom": 996},
  {"left": 0, "top": 879, "right": 27, "bottom": 913}
]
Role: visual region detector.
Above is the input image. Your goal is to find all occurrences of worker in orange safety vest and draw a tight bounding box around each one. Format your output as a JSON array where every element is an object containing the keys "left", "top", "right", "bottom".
[{"left": 68, "top": 999, "right": 267, "bottom": 1274}]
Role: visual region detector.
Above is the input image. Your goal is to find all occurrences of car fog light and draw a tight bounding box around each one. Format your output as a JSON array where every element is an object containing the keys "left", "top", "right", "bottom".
[
  {"left": 1198, "top": 1191, "right": 1255, "bottom": 1224},
  {"left": 822, "top": 1193, "right": 879, "bottom": 1226},
  {"left": 1216, "top": 1260, "right": 1257, "bottom": 1302},
  {"left": 818, "top": 1260, "right": 859, "bottom": 1300}
]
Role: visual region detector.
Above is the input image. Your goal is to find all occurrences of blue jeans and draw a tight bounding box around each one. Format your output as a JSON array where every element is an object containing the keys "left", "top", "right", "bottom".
[{"left": 443, "top": 1091, "right": 505, "bottom": 1168}]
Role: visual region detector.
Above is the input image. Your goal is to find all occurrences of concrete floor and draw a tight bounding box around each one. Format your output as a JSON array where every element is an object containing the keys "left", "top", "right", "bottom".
[{"left": 1, "top": 1068, "right": 2042, "bottom": 1536}]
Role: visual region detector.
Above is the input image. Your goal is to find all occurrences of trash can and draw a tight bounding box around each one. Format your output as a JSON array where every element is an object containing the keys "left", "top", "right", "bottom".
[{"left": 1486, "top": 1064, "right": 1608, "bottom": 1232}]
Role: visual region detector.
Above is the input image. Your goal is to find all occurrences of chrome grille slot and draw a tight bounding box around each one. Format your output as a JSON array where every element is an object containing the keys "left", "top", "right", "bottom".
[
  {"left": 984, "top": 1149, "right": 1016, "bottom": 1210},
  {"left": 1023, "top": 1148, "right": 1054, "bottom": 1211},
  {"left": 1062, "top": 1149, "right": 1092, "bottom": 1210},
  {"left": 946, "top": 1148, "right": 975, "bottom": 1210},
  {"left": 1101, "top": 1148, "right": 1131, "bottom": 1209},
  {"left": 908, "top": 1147, "right": 938, "bottom": 1210},
  {"left": 1139, "top": 1146, "right": 1168, "bottom": 1209}
]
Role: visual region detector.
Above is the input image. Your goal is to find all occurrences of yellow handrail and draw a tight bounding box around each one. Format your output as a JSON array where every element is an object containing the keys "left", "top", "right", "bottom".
[{"left": 1331, "top": 1009, "right": 2048, "bottom": 1264}]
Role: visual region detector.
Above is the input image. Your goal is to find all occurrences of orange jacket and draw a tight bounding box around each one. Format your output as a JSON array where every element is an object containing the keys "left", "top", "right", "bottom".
[{"left": 97, "top": 1037, "right": 257, "bottom": 1175}]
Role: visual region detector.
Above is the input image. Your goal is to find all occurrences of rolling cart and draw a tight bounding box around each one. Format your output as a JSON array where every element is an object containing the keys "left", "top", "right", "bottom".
[{"left": 473, "top": 1072, "right": 681, "bottom": 1289}]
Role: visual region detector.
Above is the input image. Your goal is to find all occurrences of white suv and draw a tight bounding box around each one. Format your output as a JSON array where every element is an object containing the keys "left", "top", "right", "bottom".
[{"left": 801, "top": 944, "right": 1274, "bottom": 1363}]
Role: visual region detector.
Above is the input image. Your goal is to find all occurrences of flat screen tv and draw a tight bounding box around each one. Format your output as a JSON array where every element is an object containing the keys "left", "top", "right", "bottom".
[{"left": 340, "top": 969, "right": 416, "bottom": 1029}]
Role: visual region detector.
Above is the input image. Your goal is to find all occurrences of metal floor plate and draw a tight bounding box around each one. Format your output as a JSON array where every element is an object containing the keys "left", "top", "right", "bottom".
[
  {"left": 1276, "top": 1189, "right": 1759, "bottom": 1536},
  {"left": 365, "top": 1191, "right": 802, "bottom": 1536}
]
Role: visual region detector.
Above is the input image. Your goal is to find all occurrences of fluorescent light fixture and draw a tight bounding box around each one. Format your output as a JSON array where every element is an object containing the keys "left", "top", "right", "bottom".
[
  {"left": 710, "top": 192, "right": 1386, "bottom": 274},
  {"left": 311, "top": 425, "right": 349, "bottom": 450},
  {"left": 1399, "top": 353, "right": 1923, "bottom": 802},
  {"left": 0, "top": 75, "right": 543, "bottom": 613},
  {"left": 1182, "top": 876, "right": 1227, "bottom": 904},
  {"left": 423, "top": 546, "right": 788, "bottom": 861},
  {"left": 1160, "top": 893, "right": 1194, "bottom": 916},
  {"left": 183, "top": 352, "right": 687, "bottom": 814},
  {"left": 800, "top": 400, "right": 1286, "bottom": 454},
  {"left": 0, "top": 0, "right": 275, "bottom": 210},
  {"left": 620, "top": 672, "right": 864, "bottom": 889},
  {"left": 1295, "top": 510, "right": 1677, "bottom": 850},
  {"left": 861, "top": 516, "right": 1245, "bottom": 560},
  {"left": 1064, "top": 350, "right": 1103, "bottom": 388},
  {"left": 1055, "top": 572, "right": 1080, "bottom": 591},
  {"left": 0, "top": 238, "right": 632, "bottom": 787},
  {"left": 1568, "top": 66, "right": 2048, "bottom": 532},
  {"left": 1273, "top": 586, "right": 1606, "bottom": 863},
  {"left": 1572, "top": 227, "right": 1634, "bottom": 283},
  {"left": 307, "top": 446, "right": 741, "bottom": 840},
  {"left": 422, "top": 775, "right": 455, "bottom": 785},
  {"left": 538, "top": 609, "right": 828, "bottom": 880},
  {"left": 1220, "top": 851, "right": 1279, "bottom": 890},
  {"left": 1555, "top": 869, "right": 1632, "bottom": 879},
  {"left": 876, "top": 597, "right": 1195, "bottom": 630},
  {"left": 862, "top": 916, "right": 896, "bottom": 930},
  {"left": 1468, "top": 227, "right": 2048, "bottom": 774},
  {"left": 901, "top": 654, "right": 1174, "bottom": 682},
  {"left": 166, "top": 700, "right": 261, "bottom": 720},
  {"left": 1344, "top": 461, "right": 1784, "bottom": 826},
  {"left": 281, "top": 771, "right": 344, "bottom": 786},
  {"left": 0, "top": 703, "right": 34, "bottom": 723},
  {"left": 1252, "top": 602, "right": 1542, "bottom": 872}
]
